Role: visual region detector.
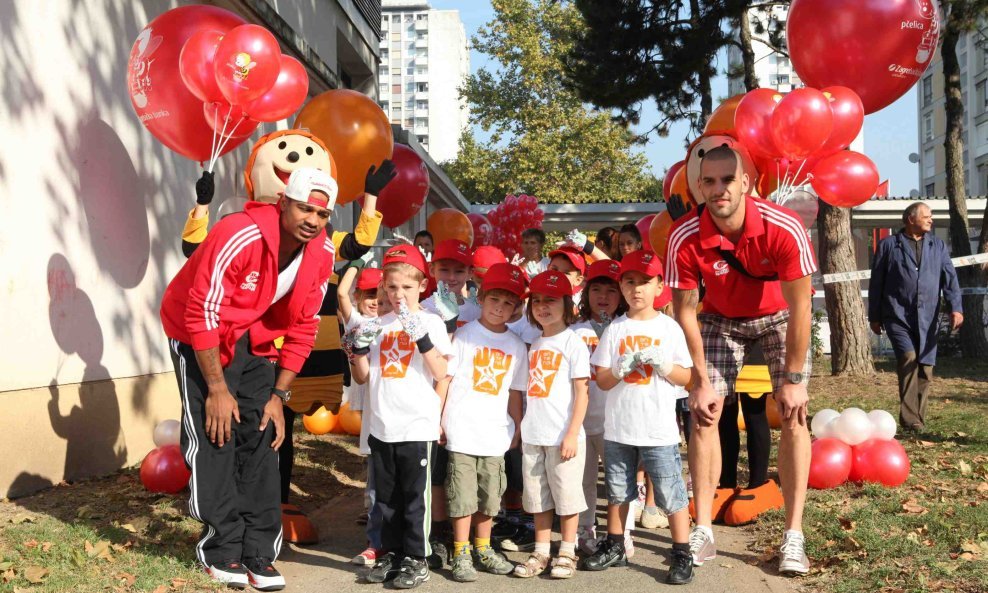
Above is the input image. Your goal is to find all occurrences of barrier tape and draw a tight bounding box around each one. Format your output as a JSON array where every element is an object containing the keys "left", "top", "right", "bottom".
[{"left": 822, "top": 252, "right": 988, "bottom": 284}]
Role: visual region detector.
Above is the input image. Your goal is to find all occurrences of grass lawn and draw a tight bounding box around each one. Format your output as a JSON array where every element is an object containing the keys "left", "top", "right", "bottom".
[{"left": 746, "top": 356, "right": 988, "bottom": 593}]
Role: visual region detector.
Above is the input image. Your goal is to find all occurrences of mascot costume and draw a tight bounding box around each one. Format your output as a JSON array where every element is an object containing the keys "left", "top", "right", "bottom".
[{"left": 182, "top": 129, "right": 394, "bottom": 544}]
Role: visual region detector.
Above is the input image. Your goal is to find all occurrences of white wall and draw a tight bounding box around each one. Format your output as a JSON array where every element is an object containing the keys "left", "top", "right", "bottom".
[{"left": 426, "top": 9, "right": 469, "bottom": 163}]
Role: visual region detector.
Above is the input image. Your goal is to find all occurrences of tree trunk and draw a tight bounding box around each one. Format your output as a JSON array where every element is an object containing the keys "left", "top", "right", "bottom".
[
  {"left": 817, "top": 201, "right": 874, "bottom": 375},
  {"left": 941, "top": 16, "right": 988, "bottom": 357},
  {"left": 691, "top": 0, "right": 713, "bottom": 130},
  {"left": 739, "top": 6, "right": 759, "bottom": 91}
]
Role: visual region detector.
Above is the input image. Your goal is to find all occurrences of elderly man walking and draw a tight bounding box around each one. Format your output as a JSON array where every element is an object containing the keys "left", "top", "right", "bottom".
[{"left": 868, "top": 202, "right": 963, "bottom": 432}]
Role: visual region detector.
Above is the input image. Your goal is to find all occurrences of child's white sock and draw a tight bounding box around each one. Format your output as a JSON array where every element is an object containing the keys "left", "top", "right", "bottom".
[
  {"left": 559, "top": 541, "right": 576, "bottom": 557},
  {"left": 534, "top": 541, "right": 551, "bottom": 556}
]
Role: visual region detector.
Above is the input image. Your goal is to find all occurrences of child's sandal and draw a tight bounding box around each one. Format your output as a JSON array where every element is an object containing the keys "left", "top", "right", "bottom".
[
  {"left": 513, "top": 552, "right": 550, "bottom": 578},
  {"left": 549, "top": 552, "right": 578, "bottom": 579}
]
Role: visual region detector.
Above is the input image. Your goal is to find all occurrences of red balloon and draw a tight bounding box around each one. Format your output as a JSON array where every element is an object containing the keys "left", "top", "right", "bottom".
[
  {"left": 636, "top": 214, "right": 655, "bottom": 251},
  {"left": 810, "top": 151, "right": 879, "bottom": 207},
  {"left": 787, "top": 0, "right": 941, "bottom": 114},
  {"left": 663, "top": 160, "right": 685, "bottom": 201},
  {"left": 140, "top": 445, "right": 191, "bottom": 494},
  {"left": 127, "top": 6, "right": 247, "bottom": 161},
  {"left": 213, "top": 24, "right": 281, "bottom": 106},
  {"left": 848, "top": 439, "right": 877, "bottom": 483},
  {"left": 179, "top": 29, "right": 226, "bottom": 103},
  {"left": 808, "top": 437, "right": 852, "bottom": 489},
  {"left": 770, "top": 88, "right": 833, "bottom": 160},
  {"left": 203, "top": 101, "right": 258, "bottom": 139},
  {"left": 369, "top": 144, "right": 429, "bottom": 228},
  {"left": 244, "top": 55, "right": 309, "bottom": 122},
  {"left": 735, "top": 88, "right": 783, "bottom": 159},
  {"left": 820, "top": 86, "right": 865, "bottom": 156},
  {"left": 859, "top": 439, "right": 910, "bottom": 487},
  {"left": 468, "top": 213, "right": 494, "bottom": 248},
  {"left": 754, "top": 155, "right": 820, "bottom": 196}
]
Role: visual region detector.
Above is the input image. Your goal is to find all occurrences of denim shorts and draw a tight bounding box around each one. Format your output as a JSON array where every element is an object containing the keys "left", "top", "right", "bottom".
[{"left": 603, "top": 440, "right": 689, "bottom": 515}]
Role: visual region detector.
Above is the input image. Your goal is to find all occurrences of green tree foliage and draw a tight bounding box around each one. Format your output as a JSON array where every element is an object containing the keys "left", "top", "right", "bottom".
[{"left": 443, "top": 0, "right": 657, "bottom": 204}]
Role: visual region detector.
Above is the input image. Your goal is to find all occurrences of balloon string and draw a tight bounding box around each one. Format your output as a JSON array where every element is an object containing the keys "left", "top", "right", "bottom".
[
  {"left": 207, "top": 107, "right": 233, "bottom": 173},
  {"left": 208, "top": 107, "right": 220, "bottom": 171},
  {"left": 210, "top": 110, "right": 245, "bottom": 172}
]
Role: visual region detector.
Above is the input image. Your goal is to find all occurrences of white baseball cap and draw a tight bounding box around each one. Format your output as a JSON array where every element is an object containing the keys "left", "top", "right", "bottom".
[{"left": 284, "top": 168, "right": 338, "bottom": 209}]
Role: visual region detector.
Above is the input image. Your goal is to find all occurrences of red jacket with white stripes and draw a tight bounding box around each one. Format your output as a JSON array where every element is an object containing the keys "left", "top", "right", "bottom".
[{"left": 160, "top": 202, "right": 335, "bottom": 373}]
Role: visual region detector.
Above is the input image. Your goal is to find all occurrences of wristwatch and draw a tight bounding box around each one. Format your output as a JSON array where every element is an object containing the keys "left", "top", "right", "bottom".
[
  {"left": 785, "top": 371, "right": 805, "bottom": 385},
  {"left": 271, "top": 388, "right": 292, "bottom": 402}
]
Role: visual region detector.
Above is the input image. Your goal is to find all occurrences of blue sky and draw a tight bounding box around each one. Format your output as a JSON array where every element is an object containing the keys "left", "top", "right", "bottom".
[{"left": 431, "top": 0, "right": 921, "bottom": 196}]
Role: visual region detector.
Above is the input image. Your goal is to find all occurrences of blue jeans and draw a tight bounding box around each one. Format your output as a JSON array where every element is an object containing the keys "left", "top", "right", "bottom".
[
  {"left": 604, "top": 440, "right": 689, "bottom": 515},
  {"left": 366, "top": 455, "right": 383, "bottom": 549}
]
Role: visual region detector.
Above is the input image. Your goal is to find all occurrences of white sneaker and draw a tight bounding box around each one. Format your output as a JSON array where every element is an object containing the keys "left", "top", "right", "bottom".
[
  {"left": 688, "top": 527, "right": 717, "bottom": 567},
  {"left": 577, "top": 525, "right": 600, "bottom": 555},
  {"left": 205, "top": 561, "right": 248, "bottom": 589},
  {"left": 624, "top": 534, "right": 636, "bottom": 559},
  {"left": 779, "top": 531, "right": 810, "bottom": 576},
  {"left": 640, "top": 506, "right": 669, "bottom": 529}
]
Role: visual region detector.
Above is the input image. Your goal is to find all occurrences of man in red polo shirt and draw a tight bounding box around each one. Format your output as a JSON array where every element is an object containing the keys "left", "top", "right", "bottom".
[{"left": 666, "top": 146, "right": 815, "bottom": 576}]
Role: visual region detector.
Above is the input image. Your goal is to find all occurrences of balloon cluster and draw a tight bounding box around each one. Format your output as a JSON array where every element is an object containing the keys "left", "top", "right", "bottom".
[
  {"left": 486, "top": 194, "right": 544, "bottom": 260},
  {"left": 808, "top": 408, "right": 910, "bottom": 489},
  {"left": 140, "top": 419, "right": 191, "bottom": 494},
  {"left": 303, "top": 404, "right": 361, "bottom": 436}
]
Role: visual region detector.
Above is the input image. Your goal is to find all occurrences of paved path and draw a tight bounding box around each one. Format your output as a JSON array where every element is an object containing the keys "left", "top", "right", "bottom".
[{"left": 279, "top": 490, "right": 801, "bottom": 593}]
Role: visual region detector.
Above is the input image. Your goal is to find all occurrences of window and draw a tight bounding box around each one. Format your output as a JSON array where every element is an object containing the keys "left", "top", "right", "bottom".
[
  {"left": 978, "top": 80, "right": 988, "bottom": 113},
  {"left": 406, "top": 82, "right": 415, "bottom": 92},
  {"left": 417, "top": 14, "right": 428, "bottom": 22},
  {"left": 391, "top": 14, "right": 400, "bottom": 23},
  {"left": 979, "top": 164, "right": 988, "bottom": 194},
  {"left": 922, "top": 76, "right": 932, "bottom": 106},
  {"left": 392, "top": 75, "right": 401, "bottom": 85},
  {"left": 417, "top": 83, "right": 429, "bottom": 92},
  {"left": 417, "top": 135, "right": 428, "bottom": 144},
  {"left": 381, "top": 18, "right": 388, "bottom": 30},
  {"left": 378, "top": 66, "right": 387, "bottom": 76},
  {"left": 379, "top": 84, "right": 387, "bottom": 95},
  {"left": 405, "top": 118, "right": 414, "bottom": 128},
  {"left": 391, "top": 31, "right": 400, "bottom": 40},
  {"left": 923, "top": 148, "right": 935, "bottom": 178},
  {"left": 416, "top": 100, "right": 428, "bottom": 110},
  {"left": 777, "top": 74, "right": 790, "bottom": 85},
  {"left": 923, "top": 113, "right": 933, "bottom": 143},
  {"left": 925, "top": 183, "right": 935, "bottom": 196},
  {"left": 392, "top": 84, "right": 401, "bottom": 94}
]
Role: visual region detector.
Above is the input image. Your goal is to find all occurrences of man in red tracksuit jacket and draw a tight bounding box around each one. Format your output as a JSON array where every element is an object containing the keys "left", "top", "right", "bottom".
[{"left": 160, "top": 168, "right": 337, "bottom": 591}]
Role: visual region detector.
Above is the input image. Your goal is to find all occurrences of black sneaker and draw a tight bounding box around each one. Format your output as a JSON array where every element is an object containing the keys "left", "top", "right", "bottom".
[
  {"left": 582, "top": 537, "right": 627, "bottom": 571},
  {"left": 666, "top": 548, "right": 694, "bottom": 585},
  {"left": 243, "top": 557, "right": 285, "bottom": 591},
  {"left": 491, "top": 519, "right": 520, "bottom": 541},
  {"left": 427, "top": 539, "right": 448, "bottom": 569},
  {"left": 205, "top": 560, "right": 248, "bottom": 589},
  {"left": 393, "top": 556, "right": 430, "bottom": 589},
  {"left": 365, "top": 551, "right": 400, "bottom": 583},
  {"left": 499, "top": 525, "right": 536, "bottom": 552}
]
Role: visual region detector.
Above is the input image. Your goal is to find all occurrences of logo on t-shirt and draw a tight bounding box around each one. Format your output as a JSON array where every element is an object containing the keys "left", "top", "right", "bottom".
[
  {"left": 240, "top": 271, "right": 260, "bottom": 291},
  {"left": 713, "top": 260, "right": 729, "bottom": 277},
  {"left": 528, "top": 349, "right": 562, "bottom": 398},
  {"left": 580, "top": 335, "right": 599, "bottom": 381},
  {"left": 472, "top": 347, "right": 513, "bottom": 395},
  {"left": 620, "top": 336, "right": 660, "bottom": 385},
  {"left": 380, "top": 331, "right": 415, "bottom": 378}
]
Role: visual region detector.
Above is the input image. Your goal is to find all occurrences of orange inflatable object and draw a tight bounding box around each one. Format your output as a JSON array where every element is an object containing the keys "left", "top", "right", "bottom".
[
  {"left": 765, "top": 394, "right": 782, "bottom": 429},
  {"left": 723, "top": 478, "right": 784, "bottom": 526},
  {"left": 648, "top": 211, "right": 674, "bottom": 259},
  {"left": 684, "top": 131, "right": 758, "bottom": 205},
  {"left": 427, "top": 208, "right": 474, "bottom": 246},
  {"left": 667, "top": 167, "right": 693, "bottom": 209},
  {"left": 295, "top": 89, "right": 394, "bottom": 205},
  {"left": 704, "top": 94, "right": 744, "bottom": 134},
  {"left": 302, "top": 405, "right": 338, "bottom": 435},
  {"left": 338, "top": 402, "right": 362, "bottom": 436},
  {"left": 281, "top": 503, "right": 319, "bottom": 544}
]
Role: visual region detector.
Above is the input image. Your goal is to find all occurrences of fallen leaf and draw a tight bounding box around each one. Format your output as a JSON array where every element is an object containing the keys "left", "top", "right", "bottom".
[
  {"left": 718, "top": 562, "right": 734, "bottom": 568},
  {"left": 839, "top": 517, "right": 857, "bottom": 532},
  {"left": 906, "top": 532, "right": 921, "bottom": 545},
  {"left": 902, "top": 499, "right": 928, "bottom": 514},
  {"left": 0, "top": 562, "right": 11, "bottom": 571},
  {"left": 977, "top": 482, "right": 988, "bottom": 493},
  {"left": 121, "top": 523, "right": 138, "bottom": 534},
  {"left": 86, "top": 539, "right": 112, "bottom": 561},
  {"left": 954, "top": 431, "right": 968, "bottom": 437},
  {"left": 959, "top": 460, "right": 973, "bottom": 475},
  {"left": 844, "top": 536, "right": 862, "bottom": 550},
  {"left": 960, "top": 541, "right": 982, "bottom": 555},
  {"left": 919, "top": 440, "right": 936, "bottom": 448},
  {"left": 757, "top": 547, "right": 777, "bottom": 563},
  {"left": 70, "top": 548, "right": 87, "bottom": 567},
  {"left": 40, "top": 542, "right": 52, "bottom": 553},
  {"left": 24, "top": 539, "right": 38, "bottom": 549},
  {"left": 959, "top": 551, "right": 976, "bottom": 561},
  {"left": 2, "top": 568, "right": 15, "bottom": 583},
  {"left": 23, "top": 566, "right": 48, "bottom": 584},
  {"left": 152, "top": 586, "right": 169, "bottom": 593},
  {"left": 115, "top": 572, "right": 137, "bottom": 586}
]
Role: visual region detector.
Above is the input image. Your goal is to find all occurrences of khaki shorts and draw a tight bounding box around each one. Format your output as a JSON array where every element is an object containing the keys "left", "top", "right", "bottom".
[
  {"left": 521, "top": 441, "right": 587, "bottom": 516},
  {"left": 445, "top": 451, "right": 506, "bottom": 518}
]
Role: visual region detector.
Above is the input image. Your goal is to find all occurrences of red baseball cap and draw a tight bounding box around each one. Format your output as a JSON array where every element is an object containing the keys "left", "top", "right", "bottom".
[
  {"left": 653, "top": 284, "right": 672, "bottom": 309},
  {"left": 383, "top": 244, "right": 429, "bottom": 277},
  {"left": 433, "top": 239, "right": 473, "bottom": 267},
  {"left": 481, "top": 263, "right": 528, "bottom": 297},
  {"left": 472, "top": 246, "right": 507, "bottom": 276},
  {"left": 529, "top": 270, "right": 575, "bottom": 298},
  {"left": 356, "top": 268, "right": 383, "bottom": 291},
  {"left": 586, "top": 259, "right": 622, "bottom": 283},
  {"left": 620, "top": 249, "right": 664, "bottom": 279},
  {"left": 547, "top": 245, "right": 587, "bottom": 275}
]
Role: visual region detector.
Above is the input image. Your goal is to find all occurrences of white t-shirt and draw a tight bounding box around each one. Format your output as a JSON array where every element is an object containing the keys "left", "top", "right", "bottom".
[
  {"left": 523, "top": 256, "right": 549, "bottom": 278},
  {"left": 570, "top": 321, "right": 605, "bottom": 436},
  {"left": 344, "top": 310, "right": 372, "bottom": 454},
  {"left": 367, "top": 310, "right": 452, "bottom": 443},
  {"left": 422, "top": 294, "right": 481, "bottom": 330},
  {"left": 521, "top": 328, "right": 591, "bottom": 447},
  {"left": 589, "top": 314, "right": 693, "bottom": 447},
  {"left": 442, "top": 321, "right": 529, "bottom": 456},
  {"left": 507, "top": 316, "right": 542, "bottom": 345},
  {"left": 272, "top": 251, "right": 303, "bottom": 304}
]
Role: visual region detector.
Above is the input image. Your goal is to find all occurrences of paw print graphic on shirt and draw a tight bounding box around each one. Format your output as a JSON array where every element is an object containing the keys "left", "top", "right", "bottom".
[
  {"left": 380, "top": 331, "right": 414, "bottom": 378},
  {"left": 528, "top": 349, "right": 563, "bottom": 398},
  {"left": 620, "top": 336, "right": 660, "bottom": 385},
  {"left": 472, "top": 347, "right": 513, "bottom": 395}
]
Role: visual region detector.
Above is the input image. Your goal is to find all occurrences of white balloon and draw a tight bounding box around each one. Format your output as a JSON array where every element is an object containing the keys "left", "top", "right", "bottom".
[
  {"left": 832, "top": 408, "right": 873, "bottom": 446},
  {"left": 868, "top": 409, "right": 897, "bottom": 441},
  {"left": 153, "top": 419, "right": 181, "bottom": 447},
  {"left": 811, "top": 408, "right": 840, "bottom": 439}
]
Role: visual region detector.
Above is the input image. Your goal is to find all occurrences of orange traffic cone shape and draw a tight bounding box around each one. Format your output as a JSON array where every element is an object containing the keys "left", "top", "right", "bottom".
[
  {"left": 722, "top": 479, "right": 784, "bottom": 526},
  {"left": 282, "top": 503, "right": 319, "bottom": 544},
  {"left": 688, "top": 487, "right": 739, "bottom": 523}
]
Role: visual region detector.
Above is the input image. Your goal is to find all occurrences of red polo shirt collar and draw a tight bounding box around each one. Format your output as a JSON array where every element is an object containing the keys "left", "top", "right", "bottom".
[{"left": 698, "top": 196, "right": 765, "bottom": 251}]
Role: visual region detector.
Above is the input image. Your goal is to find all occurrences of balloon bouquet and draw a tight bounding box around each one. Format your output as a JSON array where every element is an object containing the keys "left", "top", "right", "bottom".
[
  {"left": 807, "top": 408, "right": 910, "bottom": 489},
  {"left": 485, "top": 194, "right": 545, "bottom": 260},
  {"left": 140, "top": 419, "right": 191, "bottom": 494}
]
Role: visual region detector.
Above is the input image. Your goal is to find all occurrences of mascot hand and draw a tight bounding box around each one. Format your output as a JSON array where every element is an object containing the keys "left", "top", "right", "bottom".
[
  {"left": 365, "top": 159, "right": 398, "bottom": 196},
  {"left": 667, "top": 194, "right": 693, "bottom": 222},
  {"left": 196, "top": 171, "right": 215, "bottom": 205}
]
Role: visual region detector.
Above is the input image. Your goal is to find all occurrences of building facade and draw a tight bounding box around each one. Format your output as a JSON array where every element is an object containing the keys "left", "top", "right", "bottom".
[
  {"left": 378, "top": 0, "right": 470, "bottom": 163},
  {"left": 916, "top": 29, "right": 988, "bottom": 197}
]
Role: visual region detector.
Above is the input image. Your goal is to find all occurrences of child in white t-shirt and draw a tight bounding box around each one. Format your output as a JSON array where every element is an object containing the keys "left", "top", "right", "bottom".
[
  {"left": 584, "top": 249, "right": 694, "bottom": 585},
  {"left": 436, "top": 263, "right": 529, "bottom": 582},
  {"left": 569, "top": 259, "right": 628, "bottom": 556},
  {"left": 513, "top": 270, "right": 590, "bottom": 580},
  {"left": 421, "top": 239, "right": 480, "bottom": 332},
  {"left": 350, "top": 245, "right": 452, "bottom": 589}
]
